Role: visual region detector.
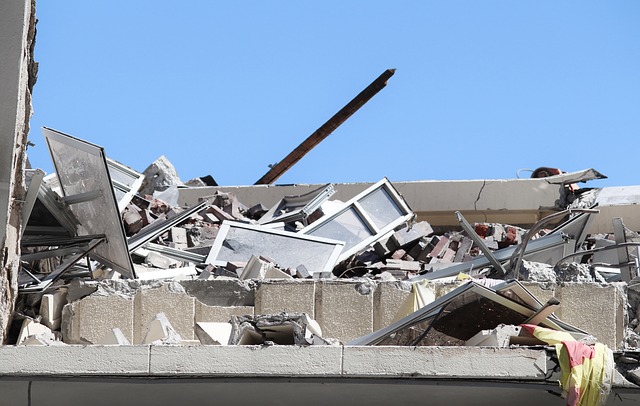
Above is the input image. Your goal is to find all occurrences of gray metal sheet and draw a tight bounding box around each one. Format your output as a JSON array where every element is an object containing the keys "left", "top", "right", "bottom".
[{"left": 42, "top": 127, "right": 135, "bottom": 278}]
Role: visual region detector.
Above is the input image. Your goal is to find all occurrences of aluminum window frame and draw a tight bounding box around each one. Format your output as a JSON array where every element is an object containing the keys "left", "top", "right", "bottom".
[
  {"left": 107, "top": 158, "right": 144, "bottom": 213},
  {"left": 300, "top": 178, "right": 414, "bottom": 262},
  {"left": 257, "top": 183, "right": 336, "bottom": 226},
  {"left": 42, "top": 127, "right": 136, "bottom": 279},
  {"left": 205, "top": 220, "right": 345, "bottom": 275}
]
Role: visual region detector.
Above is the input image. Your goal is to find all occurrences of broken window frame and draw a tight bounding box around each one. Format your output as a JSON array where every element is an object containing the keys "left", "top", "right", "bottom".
[
  {"left": 42, "top": 127, "right": 136, "bottom": 279},
  {"left": 127, "top": 200, "right": 208, "bottom": 252},
  {"left": 257, "top": 183, "right": 336, "bottom": 226},
  {"left": 106, "top": 158, "right": 144, "bottom": 213},
  {"left": 205, "top": 220, "right": 345, "bottom": 274},
  {"left": 347, "top": 280, "right": 587, "bottom": 346},
  {"left": 19, "top": 236, "right": 105, "bottom": 293},
  {"left": 300, "top": 178, "right": 414, "bottom": 263}
]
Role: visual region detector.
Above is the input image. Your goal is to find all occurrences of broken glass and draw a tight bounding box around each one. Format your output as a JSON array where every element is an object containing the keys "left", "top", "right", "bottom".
[{"left": 206, "top": 221, "right": 344, "bottom": 274}]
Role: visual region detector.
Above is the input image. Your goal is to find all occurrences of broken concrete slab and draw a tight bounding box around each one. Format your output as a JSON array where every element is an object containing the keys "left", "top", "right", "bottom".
[
  {"left": 195, "top": 322, "right": 232, "bottom": 345},
  {"left": 39, "top": 289, "right": 67, "bottom": 330},
  {"left": 465, "top": 324, "right": 523, "bottom": 347},
  {"left": 139, "top": 155, "right": 183, "bottom": 196},
  {"left": 134, "top": 283, "right": 195, "bottom": 343},
  {"left": 228, "top": 313, "right": 323, "bottom": 345},
  {"left": 240, "top": 255, "right": 291, "bottom": 280},
  {"left": 142, "top": 312, "right": 182, "bottom": 345},
  {"left": 16, "top": 319, "right": 56, "bottom": 345}
]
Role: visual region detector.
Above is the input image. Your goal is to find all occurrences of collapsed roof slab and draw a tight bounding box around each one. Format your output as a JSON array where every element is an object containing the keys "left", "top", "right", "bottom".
[{"left": 178, "top": 169, "right": 604, "bottom": 229}]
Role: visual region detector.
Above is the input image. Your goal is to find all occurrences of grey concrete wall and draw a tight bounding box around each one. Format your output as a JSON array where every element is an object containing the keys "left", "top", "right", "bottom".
[
  {"left": 0, "top": 0, "right": 36, "bottom": 342},
  {"left": 61, "top": 280, "right": 628, "bottom": 349}
]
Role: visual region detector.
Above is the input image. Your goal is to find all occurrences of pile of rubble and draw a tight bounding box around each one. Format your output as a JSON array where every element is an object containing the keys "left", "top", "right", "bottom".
[{"left": 13, "top": 127, "right": 640, "bottom": 403}]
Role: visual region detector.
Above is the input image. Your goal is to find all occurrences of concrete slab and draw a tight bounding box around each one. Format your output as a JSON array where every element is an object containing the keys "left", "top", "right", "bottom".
[{"left": 149, "top": 345, "right": 343, "bottom": 376}]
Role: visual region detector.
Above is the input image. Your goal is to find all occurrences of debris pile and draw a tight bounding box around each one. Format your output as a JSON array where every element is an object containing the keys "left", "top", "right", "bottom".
[{"left": 12, "top": 127, "right": 640, "bottom": 404}]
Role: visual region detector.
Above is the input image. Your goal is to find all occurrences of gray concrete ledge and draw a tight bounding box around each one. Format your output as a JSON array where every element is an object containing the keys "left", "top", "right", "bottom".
[
  {"left": 0, "top": 345, "right": 550, "bottom": 381},
  {"left": 342, "top": 346, "right": 548, "bottom": 380}
]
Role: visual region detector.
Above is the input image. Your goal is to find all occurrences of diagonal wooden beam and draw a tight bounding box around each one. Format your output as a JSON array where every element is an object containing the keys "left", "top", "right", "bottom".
[{"left": 254, "top": 68, "right": 396, "bottom": 185}]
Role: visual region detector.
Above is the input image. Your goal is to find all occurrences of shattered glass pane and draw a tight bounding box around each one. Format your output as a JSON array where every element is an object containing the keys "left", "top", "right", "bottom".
[
  {"left": 306, "top": 207, "right": 373, "bottom": 251},
  {"left": 359, "top": 186, "right": 405, "bottom": 229},
  {"left": 209, "top": 223, "right": 343, "bottom": 274}
]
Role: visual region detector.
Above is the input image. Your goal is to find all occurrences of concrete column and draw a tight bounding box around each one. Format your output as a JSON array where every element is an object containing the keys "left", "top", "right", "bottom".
[{"left": 0, "top": 0, "right": 37, "bottom": 342}]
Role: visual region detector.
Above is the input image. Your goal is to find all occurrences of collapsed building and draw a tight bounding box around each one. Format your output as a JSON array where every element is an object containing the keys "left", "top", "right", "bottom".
[{"left": 3, "top": 2, "right": 640, "bottom": 406}]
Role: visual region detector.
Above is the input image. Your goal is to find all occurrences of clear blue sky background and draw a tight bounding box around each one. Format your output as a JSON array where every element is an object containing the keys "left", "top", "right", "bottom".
[{"left": 28, "top": 1, "right": 640, "bottom": 188}]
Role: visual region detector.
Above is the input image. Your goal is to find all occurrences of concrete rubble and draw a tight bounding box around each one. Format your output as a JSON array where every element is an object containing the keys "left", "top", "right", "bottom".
[{"left": 6, "top": 127, "right": 640, "bottom": 405}]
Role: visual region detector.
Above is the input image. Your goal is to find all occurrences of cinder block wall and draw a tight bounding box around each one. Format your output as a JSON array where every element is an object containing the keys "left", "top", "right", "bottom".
[{"left": 61, "top": 279, "right": 627, "bottom": 349}]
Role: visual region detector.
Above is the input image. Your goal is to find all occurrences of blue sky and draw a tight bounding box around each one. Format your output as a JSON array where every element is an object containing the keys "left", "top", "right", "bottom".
[{"left": 28, "top": 1, "right": 640, "bottom": 188}]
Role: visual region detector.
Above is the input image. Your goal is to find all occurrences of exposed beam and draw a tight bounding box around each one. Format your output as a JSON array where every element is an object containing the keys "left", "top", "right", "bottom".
[{"left": 255, "top": 68, "right": 396, "bottom": 185}]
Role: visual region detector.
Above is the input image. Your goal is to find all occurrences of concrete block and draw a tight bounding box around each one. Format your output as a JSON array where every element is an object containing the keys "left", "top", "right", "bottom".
[
  {"left": 555, "top": 282, "right": 626, "bottom": 350},
  {"left": 149, "top": 346, "right": 342, "bottom": 376},
  {"left": 195, "top": 322, "right": 232, "bottom": 345},
  {"left": 195, "top": 302, "right": 254, "bottom": 323},
  {"left": 0, "top": 346, "right": 150, "bottom": 375},
  {"left": 255, "top": 281, "right": 315, "bottom": 316},
  {"left": 16, "top": 319, "right": 55, "bottom": 345},
  {"left": 170, "top": 227, "right": 188, "bottom": 249},
  {"left": 342, "top": 347, "right": 548, "bottom": 380},
  {"left": 465, "top": 324, "right": 522, "bottom": 347},
  {"left": 315, "top": 282, "right": 373, "bottom": 342},
  {"left": 521, "top": 282, "right": 556, "bottom": 305},
  {"left": 240, "top": 255, "right": 292, "bottom": 280},
  {"left": 143, "top": 312, "right": 182, "bottom": 344},
  {"left": 145, "top": 251, "right": 177, "bottom": 269},
  {"left": 134, "top": 284, "right": 195, "bottom": 343},
  {"left": 374, "top": 282, "right": 411, "bottom": 330},
  {"left": 61, "top": 294, "right": 134, "bottom": 344},
  {"left": 180, "top": 279, "right": 255, "bottom": 307},
  {"left": 39, "top": 289, "right": 68, "bottom": 330}
]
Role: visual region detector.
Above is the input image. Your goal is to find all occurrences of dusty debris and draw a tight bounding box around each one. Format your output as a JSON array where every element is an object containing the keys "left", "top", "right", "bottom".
[{"left": 228, "top": 313, "right": 325, "bottom": 346}]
